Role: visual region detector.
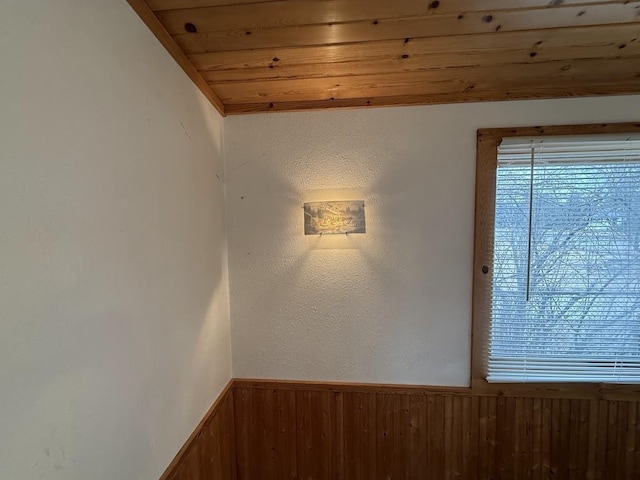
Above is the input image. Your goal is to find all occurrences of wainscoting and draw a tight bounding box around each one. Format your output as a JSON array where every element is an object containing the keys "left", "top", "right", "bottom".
[
  {"left": 162, "top": 382, "right": 236, "bottom": 480},
  {"left": 161, "top": 379, "right": 640, "bottom": 479}
]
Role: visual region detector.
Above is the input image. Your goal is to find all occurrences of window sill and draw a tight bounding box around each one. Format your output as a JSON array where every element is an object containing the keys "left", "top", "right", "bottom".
[{"left": 471, "top": 378, "right": 640, "bottom": 401}]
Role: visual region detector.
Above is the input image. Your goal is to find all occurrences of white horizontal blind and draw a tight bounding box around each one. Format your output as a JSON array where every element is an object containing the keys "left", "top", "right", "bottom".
[{"left": 489, "top": 134, "right": 640, "bottom": 383}]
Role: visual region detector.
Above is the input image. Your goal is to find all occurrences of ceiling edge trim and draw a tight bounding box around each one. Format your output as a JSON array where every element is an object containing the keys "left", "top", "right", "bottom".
[
  {"left": 126, "top": 0, "right": 226, "bottom": 117},
  {"left": 223, "top": 88, "right": 640, "bottom": 115}
]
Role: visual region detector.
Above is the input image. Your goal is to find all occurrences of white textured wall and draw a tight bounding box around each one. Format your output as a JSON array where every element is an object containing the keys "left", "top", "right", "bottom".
[
  {"left": 0, "top": 1, "right": 231, "bottom": 479},
  {"left": 225, "top": 95, "right": 640, "bottom": 387}
]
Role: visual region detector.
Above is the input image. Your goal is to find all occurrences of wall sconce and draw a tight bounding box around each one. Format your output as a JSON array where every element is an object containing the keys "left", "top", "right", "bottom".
[{"left": 303, "top": 200, "right": 366, "bottom": 235}]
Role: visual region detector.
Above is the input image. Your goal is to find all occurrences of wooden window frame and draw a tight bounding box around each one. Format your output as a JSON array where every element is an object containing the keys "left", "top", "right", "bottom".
[{"left": 471, "top": 122, "right": 640, "bottom": 399}]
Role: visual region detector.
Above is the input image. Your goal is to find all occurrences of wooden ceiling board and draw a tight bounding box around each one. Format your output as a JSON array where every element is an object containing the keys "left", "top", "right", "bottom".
[
  {"left": 157, "top": 0, "right": 638, "bottom": 36},
  {"left": 173, "top": 3, "right": 640, "bottom": 54},
  {"left": 147, "top": 0, "right": 276, "bottom": 9},
  {"left": 148, "top": 0, "right": 626, "bottom": 12},
  {"left": 202, "top": 49, "right": 640, "bottom": 83},
  {"left": 126, "top": 0, "right": 640, "bottom": 114},
  {"left": 196, "top": 26, "right": 640, "bottom": 83},
  {"left": 211, "top": 57, "right": 640, "bottom": 104},
  {"left": 189, "top": 24, "right": 640, "bottom": 71}
]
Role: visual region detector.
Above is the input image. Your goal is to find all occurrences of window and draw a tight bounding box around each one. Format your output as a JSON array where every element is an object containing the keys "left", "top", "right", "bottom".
[{"left": 472, "top": 124, "right": 640, "bottom": 387}]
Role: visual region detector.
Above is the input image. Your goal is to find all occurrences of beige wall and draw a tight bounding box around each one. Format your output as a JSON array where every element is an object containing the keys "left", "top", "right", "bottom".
[
  {"left": 225, "top": 95, "right": 640, "bottom": 386},
  {"left": 0, "top": 1, "right": 231, "bottom": 479}
]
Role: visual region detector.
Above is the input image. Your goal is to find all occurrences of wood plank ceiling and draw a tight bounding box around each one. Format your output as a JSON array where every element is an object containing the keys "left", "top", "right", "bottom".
[{"left": 127, "top": 0, "right": 640, "bottom": 115}]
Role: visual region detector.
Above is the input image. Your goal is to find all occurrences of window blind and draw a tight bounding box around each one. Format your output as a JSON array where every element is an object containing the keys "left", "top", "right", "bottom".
[{"left": 489, "top": 134, "right": 640, "bottom": 383}]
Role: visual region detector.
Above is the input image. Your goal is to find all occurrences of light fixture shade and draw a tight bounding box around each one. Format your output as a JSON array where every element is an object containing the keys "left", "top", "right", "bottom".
[{"left": 303, "top": 200, "right": 366, "bottom": 235}]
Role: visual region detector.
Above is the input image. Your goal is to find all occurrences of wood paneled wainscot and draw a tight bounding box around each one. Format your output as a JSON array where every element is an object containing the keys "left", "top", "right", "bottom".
[
  {"left": 232, "top": 380, "right": 640, "bottom": 480},
  {"left": 160, "top": 381, "right": 236, "bottom": 480}
]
